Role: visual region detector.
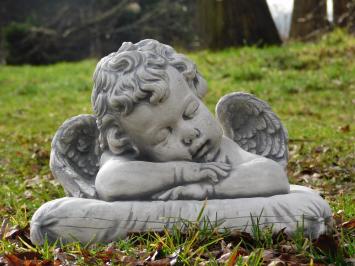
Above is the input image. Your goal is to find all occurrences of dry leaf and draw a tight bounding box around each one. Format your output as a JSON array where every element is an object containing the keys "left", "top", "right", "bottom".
[
  {"left": 0, "top": 256, "right": 7, "bottom": 265},
  {"left": 4, "top": 252, "right": 49, "bottom": 266},
  {"left": 168, "top": 247, "right": 181, "bottom": 265},
  {"left": 226, "top": 249, "right": 238, "bottom": 266},
  {"left": 226, "top": 230, "right": 254, "bottom": 246},
  {"left": 5, "top": 225, "right": 34, "bottom": 248},
  {"left": 25, "top": 175, "right": 42, "bottom": 188},
  {"left": 217, "top": 252, "right": 231, "bottom": 262},
  {"left": 280, "top": 244, "right": 296, "bottom": 254},
  {"left": 313, "top": 234, "right": 338, "bottom": 256},
  {"left": 147, "top": 258, "right": 171, "bottom": 266},
  {"left": 268, "top": 259, "right": 286, "bottom": 266},
  {"left": 338, "top": 124, "right": 350, "bottom": 133},
  {"left": 4, "top": 254, "right": 23, "bottom": 266},
  {"left": 272, "top": 227, "right": 288, "bottom": 243},
  {"left": 121, "top": 255, "right": 141, "bottom": 265},
  {"left": 341, "top": 219, "right": 355, "bottom": 230},
  {"left": 54, "top": 247, "right": 76, "bottom": 263},
  {"left": 24, "top": 190, "right": 33, "bottom": 199},
  {"left": 333, "top": 211, "right": 344, "bottom": 226},
  {"left": 263, "top": 249, "right": 276, "bottom": 263},
  {"left": 344, "top": 258, "right": 355, "bottom": 264},
  {"left": 145, "top": 242, "right": 163, "bottom": 262}
]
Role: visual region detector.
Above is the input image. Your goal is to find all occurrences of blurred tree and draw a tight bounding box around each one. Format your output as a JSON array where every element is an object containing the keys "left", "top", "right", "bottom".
[
  {"left": 4, "top": 23, "right": 59, "bottom": 65},
  {"left": 197, "top": 0, "right": 281, "bottom": 49},
  {"left": 334, "top": 0, "right": 350, "bottom": 27},
  {"left": 333, "top": 0, "right": 355, "bottom": 32},
  {"left": 290, "top": 0, "right": 328, "bottom": 40},
  {"left": 1, "top": 0, "right": 196, "bottom": 65}
]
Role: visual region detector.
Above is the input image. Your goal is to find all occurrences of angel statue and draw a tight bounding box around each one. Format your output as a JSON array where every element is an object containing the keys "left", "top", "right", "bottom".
[{"left": 30, "top": 40, "right": 332, "bottom": 245}]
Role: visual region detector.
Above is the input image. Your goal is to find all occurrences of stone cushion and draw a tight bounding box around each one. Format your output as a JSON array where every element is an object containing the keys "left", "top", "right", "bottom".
[{"left": 30, "top": 185, "right": 333, "bottom": 244}]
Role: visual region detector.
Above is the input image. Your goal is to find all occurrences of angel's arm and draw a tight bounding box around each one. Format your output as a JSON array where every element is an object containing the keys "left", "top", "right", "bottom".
[
  {"left": 213, "top": 156, "right": 290, "bottom": 198},
  {"left": 95, "top": 159, "right": 231, "bottom": 201},
  {"left": 152, "top": 182, "right": 214, "bottom": 200},
  {"left": 154, "top": 152, "right": 289, "bottom": 200}
]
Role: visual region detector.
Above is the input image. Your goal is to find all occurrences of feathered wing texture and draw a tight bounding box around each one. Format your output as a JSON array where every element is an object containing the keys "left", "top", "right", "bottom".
[
  {"left": 216, "top": 92, "right": 288, "bottom": 168},
  {"left": 50, "top": 114, "right": 101, "bottom": 198}
]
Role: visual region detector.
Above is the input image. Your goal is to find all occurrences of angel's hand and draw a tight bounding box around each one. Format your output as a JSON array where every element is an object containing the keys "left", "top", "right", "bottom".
[
  {"left": 176, "top": 159, "right": 231, "bottom": 184},
  {"left": 152, "top": 183, "right": 211, "bottom": 200}
]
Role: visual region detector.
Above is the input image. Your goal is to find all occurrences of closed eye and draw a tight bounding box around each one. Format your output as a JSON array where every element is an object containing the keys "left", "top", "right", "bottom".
[{"left": 183, "top": 100, "right": 199, "bottom": 120}]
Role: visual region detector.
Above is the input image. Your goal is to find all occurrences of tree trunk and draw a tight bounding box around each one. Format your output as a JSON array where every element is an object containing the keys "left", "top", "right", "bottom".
[
  {"left": 334, "top": 0, "right": 349, "bottom": 27},
  {"left": 333, "top": 0, "right": 355, "bottom": 32},
  {"left": 197, "top": 0, "right": 281, "bottom": 50},
  {"left": 350, "top": 3, "right": 355, "bottom": 33},
  {"left": 290, "top": 0, "right": 328, "bottom": 40}
]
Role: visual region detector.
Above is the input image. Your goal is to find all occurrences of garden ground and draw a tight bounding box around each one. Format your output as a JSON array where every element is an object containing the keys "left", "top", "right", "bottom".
[{"left": 0, "top": 30, "right": 354, "bottom": 265}]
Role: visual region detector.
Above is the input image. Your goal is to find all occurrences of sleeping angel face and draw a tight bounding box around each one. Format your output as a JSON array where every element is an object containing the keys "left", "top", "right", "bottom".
[{"left": 119, "top": 66, "right": 223, "bottom": 162}]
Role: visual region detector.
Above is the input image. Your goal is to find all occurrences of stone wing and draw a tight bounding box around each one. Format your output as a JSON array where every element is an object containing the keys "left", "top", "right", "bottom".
[
  {"left": 50, "top": 114, "right": 101, "bottom": 198},
  {"left": 216, "top": 92, "right": 288, "bottom": 168}
]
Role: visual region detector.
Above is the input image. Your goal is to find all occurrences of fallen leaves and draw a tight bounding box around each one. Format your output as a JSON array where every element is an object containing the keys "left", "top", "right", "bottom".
[
  {"left": 53, "top": 247, "right": 77, "bottom": 264},
  {"left": 0, "top": 219, "right": 354, "bottom": 265},
  {"left": 313, "top": 234, "right": 339, "bottom": 257},
  {"left": 145, "top": 242, "right": 164, "bottom": 262},
  {"left": 0, "top": 202, "right": 354, "bottom": 266},
  {"left": 338, "top": 124, "right": 350, "bottom": 133},
  {"left": 341, "top": 219, "right": 355, "bottom": 230},
  {"left": 333, "top": 210, "right": 355, "bottom": 232},
  {"left": 4, "top": 253, "right": 52, "bottom": 266},
  {"left": 287, "top": 143, "right": 354, "bottom": 202},
  {"left": 267, "top": 258, "right": 285, "bottom": 266}
]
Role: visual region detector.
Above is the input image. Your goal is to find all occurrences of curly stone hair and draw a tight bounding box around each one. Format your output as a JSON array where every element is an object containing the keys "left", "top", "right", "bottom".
[{"left": 91, "top": 39, "right": 208, "bottom": 156}]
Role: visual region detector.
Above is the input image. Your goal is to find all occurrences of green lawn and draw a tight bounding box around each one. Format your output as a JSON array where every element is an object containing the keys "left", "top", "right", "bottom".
[{"left": 0, "top": 30, "right": 354, "bottom": 264}]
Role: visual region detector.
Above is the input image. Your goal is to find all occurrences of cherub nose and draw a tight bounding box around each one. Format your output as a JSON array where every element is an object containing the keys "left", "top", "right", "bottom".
[{"left": 182, "top": 128, "right": 201, "bottom": 145}]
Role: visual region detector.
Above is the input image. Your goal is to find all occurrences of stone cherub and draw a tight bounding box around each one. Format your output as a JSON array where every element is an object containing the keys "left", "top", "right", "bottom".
[
  {"left": 53, "top": 39, "right": 289, "bottom": 201},
  {"left": 30, "top": 40, "right": 332, "bottom": 245}
]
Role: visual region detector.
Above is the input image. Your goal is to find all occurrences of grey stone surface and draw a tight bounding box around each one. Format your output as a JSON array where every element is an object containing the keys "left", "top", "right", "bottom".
[
  {"left": 30, "top": 39, "right": 332, "bottom": 244},
  {"left": 30, "top": 186, "right": 332, "bottom": 244},
  {"left": 216, "top": 92, "right": 288, "bottom": 168}
]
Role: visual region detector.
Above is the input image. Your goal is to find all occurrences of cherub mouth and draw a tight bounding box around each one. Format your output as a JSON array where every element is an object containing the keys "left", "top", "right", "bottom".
[{"left": 192, "top": 140, "right": 211, "bottom": 160}]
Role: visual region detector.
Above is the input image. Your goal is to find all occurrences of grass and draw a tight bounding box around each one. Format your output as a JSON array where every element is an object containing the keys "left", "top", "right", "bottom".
[{"left": 0, "top": 29, "right": 354, "bottom": 264}]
